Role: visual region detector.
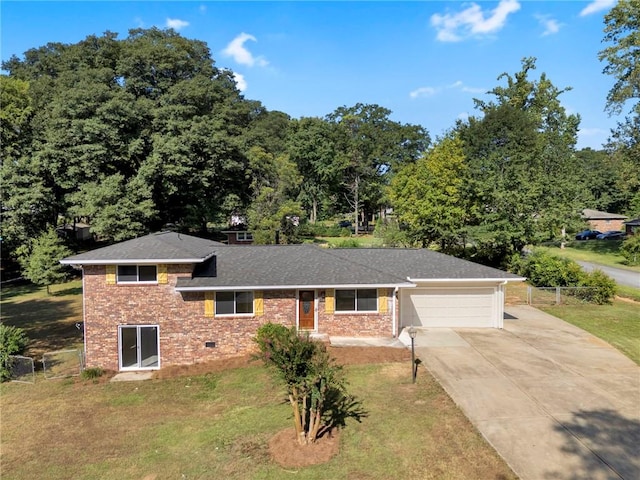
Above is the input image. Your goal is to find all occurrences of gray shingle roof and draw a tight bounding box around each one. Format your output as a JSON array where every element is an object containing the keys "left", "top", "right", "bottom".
[
  {"left": 175, "top": 245, "right": 523, "bottom": 290},
  {"left": 61, "top": 232, "right": 224, "bottom": 265},
  {"left": 175, "top": 245, "right": 412, "bottom": 290},
  {"left": 324, "top": 248, "right": 523, "bottom": 281},
  {"left": 582, "top": 209, "right": 629, "bottom": 220},
  {"left": 62, "top": 232, "right": 524, "bottom": 287}
]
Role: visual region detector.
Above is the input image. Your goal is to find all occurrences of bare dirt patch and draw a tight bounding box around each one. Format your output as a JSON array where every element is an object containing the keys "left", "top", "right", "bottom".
[
  {"left": 269, "top": 427, "right": 340, "bottom": 468},
  {"left": 152, "top": 346, "right": 411, "bottom": 380}
]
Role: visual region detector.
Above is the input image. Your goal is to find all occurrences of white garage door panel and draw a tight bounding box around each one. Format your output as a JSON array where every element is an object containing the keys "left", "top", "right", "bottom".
[{"left": 403, "top": 288, "right": 496, "bottom": 328}]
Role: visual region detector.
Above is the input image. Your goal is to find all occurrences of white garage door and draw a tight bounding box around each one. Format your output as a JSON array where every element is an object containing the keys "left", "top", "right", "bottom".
[{"left": 401, "top": 287, "right": 497, "bottom": 328}]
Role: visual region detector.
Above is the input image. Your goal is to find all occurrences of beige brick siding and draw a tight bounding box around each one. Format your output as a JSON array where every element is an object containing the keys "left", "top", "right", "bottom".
[
  {"left": 83, "top": 266, "right": 395, "bottom": 370},
  {"left": 588, "top": 219, "right": 626, "bottom": 232}
]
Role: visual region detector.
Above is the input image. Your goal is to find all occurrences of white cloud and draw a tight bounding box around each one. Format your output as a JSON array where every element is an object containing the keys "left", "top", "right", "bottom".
[
  {"left": 410, "top": 86, "right": 439, "bottom": 98},
  {"left": 535, "top": 14, "right": 562, "bottom": 36},
  {"left": 431, "top": 0, "right": 521, "bottom": 42},
  {"left": 199, "top": 5, "right": 207, "bottom": 14},
  {"left": 233, "top": 72, "right": 247, "bottom": 92},
  {"left": 580, "top": 0, "right": 616, "bottom": 17},
  {"left": 457, "top": 112, "right": 470, "bottom": 122},
  {"left": 166, "top": 18, "right": 189, "bottom": 31},
  {"left": 222, "top": 32, "right": 269, "bottom": 67},
  {"left": 411, "top": 81, "right": 485, "bottom": 99}
]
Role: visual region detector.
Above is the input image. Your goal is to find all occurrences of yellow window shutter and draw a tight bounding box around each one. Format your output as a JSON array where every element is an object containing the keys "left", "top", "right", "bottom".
[
  {"left": 106, "top": 265, "right": 116, "bottom": 285},
  {"left": 157, "top": 264, "right": 168, "bottom": 284},
  {"left": 254, "top": 291, "right": 264, "bottom": 316},
  {"left": 378, "top": 288, "right": 388, "bottom": 313},
  {"left": 325, "top": 289, "right": 335, "bottom": 314},
  {"left": 204, "top": 292, "right": 215, "bottom": 318}
]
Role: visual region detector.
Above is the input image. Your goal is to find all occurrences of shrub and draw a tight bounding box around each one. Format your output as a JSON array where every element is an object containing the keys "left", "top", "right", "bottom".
[
  {"left": 331, "top": 238, "right": 360, "bottom": 248},
  {"left": 621, "top": 235, "right": 640, "bottom": 266},
  {"left": 513, "top": 249, "right": 616, "bottom": 304},
  {"left": 81, "top": 367, "right": 104, "bottom": 380},
  {"left": 0, "top": 324, "right": 29, "bottom": 381},
  {"left": 577, "top": 270, "right": 617, "bottom": 305},
  {"left": 254, "top": 323, "right": 360, "bottom": 445}
]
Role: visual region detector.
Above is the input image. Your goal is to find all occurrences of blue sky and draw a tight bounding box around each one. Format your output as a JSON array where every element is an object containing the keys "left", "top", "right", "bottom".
[{"left": 1, "top": 1, "right": 622, "bottom": 149}]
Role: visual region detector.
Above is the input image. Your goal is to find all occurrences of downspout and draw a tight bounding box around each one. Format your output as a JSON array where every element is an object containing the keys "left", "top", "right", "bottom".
[
  {"left": 497, "top": 281, "right": 507, "bottom": 329},
  {"left": 82, "top": 267, "right": 87, "bottom": 368},
  {"left": 392, "top": 287, "right": 398, "bottom": 337}
]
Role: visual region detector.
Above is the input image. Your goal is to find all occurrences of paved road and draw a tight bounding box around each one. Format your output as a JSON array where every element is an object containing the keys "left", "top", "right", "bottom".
[
  {"left": 407, "top": 306, "right": 640, "bottom": 480},
  {"left": 577, "top": 261, "right": 640, "bottom": 289}
]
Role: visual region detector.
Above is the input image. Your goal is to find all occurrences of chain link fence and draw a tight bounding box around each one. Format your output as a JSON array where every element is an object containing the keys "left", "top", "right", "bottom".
[
  {"left": 527, "top": 286, "right": 599, "bottom": 306},
  {"left": 7, "top": 355, "right": 35, "bottom": 383},
  {"left": 42, "top": 349, "right": 84, "bottom": 379}
]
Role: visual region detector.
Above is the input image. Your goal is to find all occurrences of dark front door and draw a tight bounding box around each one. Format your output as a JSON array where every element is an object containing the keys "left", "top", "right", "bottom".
[{"left": 298, "top": 290, "right": 315, "bottom": 330}]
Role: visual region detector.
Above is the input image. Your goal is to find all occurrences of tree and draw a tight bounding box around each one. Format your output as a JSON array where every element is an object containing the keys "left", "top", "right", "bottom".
[
  {"left": 599, "top": 0, "right": 640, "bottom": 116},
  {"left": 16, "top": 229, "right": 73, "bottom": 294},
  {"left": 326, "top": 104, "right": 428, "bottom": 234},
  {"left": 458, "top": 58, "right": 582, "bottom": 265},
  {"left": 246, "top": 147, "right": 303, "bottom": 244},
  {"left": 0, "top": 325, "right": 29, "bottom": 382},
  {"left": 389, "top": 134, "right": 470, "bottom": 251},
  {"left": 288, "top": 117, "right": 342, "bottom": 223},
  {"left": 254, "top": 324, "right": 359, "bottom": 445}
]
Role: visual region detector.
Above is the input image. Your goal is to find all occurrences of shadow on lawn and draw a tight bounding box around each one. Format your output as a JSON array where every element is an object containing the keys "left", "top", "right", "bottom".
[
  {"left": 545, "top": 409, "right": 640, "bottom": 479},
  {"left": 1, "top": 296, "right": 82, "bottom": 356}
]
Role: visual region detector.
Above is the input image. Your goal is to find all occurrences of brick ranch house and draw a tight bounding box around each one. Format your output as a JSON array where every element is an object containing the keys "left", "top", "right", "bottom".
[
  {"left": 582, "top": 209, "right": 629, "bottom": 232},
  {"left": 61, "top": 232, "right": 524, "bottom": 372}
]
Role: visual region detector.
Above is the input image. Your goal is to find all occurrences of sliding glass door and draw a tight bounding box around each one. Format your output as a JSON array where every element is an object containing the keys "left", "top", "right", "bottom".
[{"left": 119, "top": 325, "right": 159, "bottom": 370}]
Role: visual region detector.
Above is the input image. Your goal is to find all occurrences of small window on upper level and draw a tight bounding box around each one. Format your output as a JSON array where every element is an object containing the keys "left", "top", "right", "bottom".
[{"left": 117, "top": 265, "right": 158, "bottom": 284}]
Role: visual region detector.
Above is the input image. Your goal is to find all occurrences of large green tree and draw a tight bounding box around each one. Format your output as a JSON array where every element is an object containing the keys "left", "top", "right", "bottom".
[
  {"left": 599, "top": 1, "right": 640, "bottom": 217},
  {"left": 389, "top": 134, "right": 470, "bottom": 251},
  {"left": 459, "top": 58, "right": 582, "bottom": 265},
  {"left": 326, "top": 104, "right": 428, "bottom": 234}
]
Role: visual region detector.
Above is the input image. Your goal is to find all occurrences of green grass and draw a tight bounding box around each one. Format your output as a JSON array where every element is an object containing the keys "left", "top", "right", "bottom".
[
  {"left": 315, "top": 234, "right": 384, "bottom": 248},
  {"left": 540, "top": 302, "right": 640, "bottom": 365},
  {"left": 0, "top": 362, "right": 516, "bottom": 480},
  {"left": 538, "top": 241, "right": 640, "bottom": 272},
  {"left": 0, "top": 280, "right": 84, "bottom": 358}
]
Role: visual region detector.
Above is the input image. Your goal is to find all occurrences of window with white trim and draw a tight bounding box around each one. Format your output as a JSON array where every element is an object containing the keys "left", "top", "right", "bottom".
[
  {"left": 117, "top": 265, "right": 157, "bottom": 283},
  {"left": 335, "top": 289, "right": 377, "bottom": 312},
  {"left": 237, "top": 232, "right": 253, "bottom": 241},
  {"left": 216, "top": 291, "right": 254, "bottom": 315}
]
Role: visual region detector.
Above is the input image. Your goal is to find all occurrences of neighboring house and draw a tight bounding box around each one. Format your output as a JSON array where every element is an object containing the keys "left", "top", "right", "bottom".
[
  {"left": 624, "top": 218, "right": 640, "bottom": 236},
  {"left": 581, "top": 209, "right": 629, "bottom": 232},
  {"left": 56, "top": 222, "right": 92, "bottom": 241},
  {"left": 61, "top": 231, "right": 524, "bottom": 372},
  {"left": 221, "top": 229, "right": 254, "bottom": 245}
]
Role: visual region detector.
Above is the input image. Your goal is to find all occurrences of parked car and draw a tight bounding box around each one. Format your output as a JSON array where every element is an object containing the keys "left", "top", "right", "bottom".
[
  {"left": 337, "top": 220, "right": 352, "bottom": 228},
  {"left": 575, "top": 229, "right": 602, "bottom": 240},
  {"left": 596, "top": 230, "right": 626, "bottom": 240}
]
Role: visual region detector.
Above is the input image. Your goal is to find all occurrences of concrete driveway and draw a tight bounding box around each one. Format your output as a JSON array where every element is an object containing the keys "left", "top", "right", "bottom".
[{"left": 410, "top": 305, "right": 640, "bottom": 480}]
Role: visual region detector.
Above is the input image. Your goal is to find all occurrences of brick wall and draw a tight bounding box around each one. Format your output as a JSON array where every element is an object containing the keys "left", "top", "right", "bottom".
[
  {"left": 83, "top": 267, "right": 394, "bottom": 371},
  {"left": 588, "top": 219, "right": 626, "bottom": 232}
]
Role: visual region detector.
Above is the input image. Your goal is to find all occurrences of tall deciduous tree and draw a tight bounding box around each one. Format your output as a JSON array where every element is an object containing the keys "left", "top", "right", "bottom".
[
  {"left": 389, "top": 134, "right": 470, "bottom": 251},
  {"left": 326, "top": 104, "right": 428, "bottom": 234}
]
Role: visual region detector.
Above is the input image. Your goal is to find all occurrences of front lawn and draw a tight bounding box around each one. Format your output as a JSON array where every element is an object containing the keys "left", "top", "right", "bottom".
[
  {"left": 538, "top": 241, "right": 640, "bottom": 272},
  {"left": 540, "top": 302, "right": 640, "bottom": 365}
]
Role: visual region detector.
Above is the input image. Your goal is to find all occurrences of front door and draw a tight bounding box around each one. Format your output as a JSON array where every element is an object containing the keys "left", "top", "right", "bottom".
[
  {"left": 119, "top": 325, "right": 159, "bottom": 370},
  {"left": 298, "top": 290, "right": 315, "bottom": 330}
]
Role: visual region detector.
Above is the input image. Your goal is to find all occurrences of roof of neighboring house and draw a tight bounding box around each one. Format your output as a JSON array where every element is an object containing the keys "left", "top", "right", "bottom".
[
  {"left": 581, "top": 209, "right": 629, "bottom": 220},
  {"left": 61, "top": 231, "right": 224, "bottom": 265},
  {"left": 625, "top": 218, "right": 640, "bottom": 226}
]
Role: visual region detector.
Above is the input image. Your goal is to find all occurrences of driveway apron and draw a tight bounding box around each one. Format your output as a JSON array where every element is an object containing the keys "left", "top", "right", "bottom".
[{"left": 413, "top": 305, "right": 640, "bottom": 480}]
